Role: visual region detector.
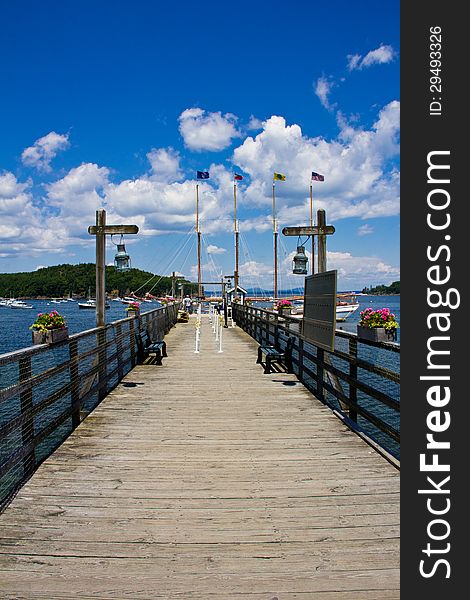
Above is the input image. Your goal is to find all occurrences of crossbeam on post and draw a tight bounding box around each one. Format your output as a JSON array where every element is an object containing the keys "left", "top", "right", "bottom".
[
  {"left": 88, "top": 211, "right": 139, "bottom": 328},
  {"left": 282, "top": 226, "right": 335, "bottom": 236}
]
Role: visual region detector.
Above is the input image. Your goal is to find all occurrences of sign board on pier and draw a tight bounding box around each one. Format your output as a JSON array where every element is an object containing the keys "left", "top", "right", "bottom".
[{"left": 303, "top": 270, "right": 337, "bottom": 352}]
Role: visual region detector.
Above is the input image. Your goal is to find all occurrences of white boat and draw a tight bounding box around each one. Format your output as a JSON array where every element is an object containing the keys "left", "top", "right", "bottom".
[
  {"left": 10, "top": 300, "right": 34, "bottom": 309},
  {"left": 279, "top": 294, "right": 360, "bottom": 321},
  {"left": 336, "top": 294, "right": 360, "bottom": 321},
  {"left": 78, "top": 299, "right": 110, "bottom": 309}
]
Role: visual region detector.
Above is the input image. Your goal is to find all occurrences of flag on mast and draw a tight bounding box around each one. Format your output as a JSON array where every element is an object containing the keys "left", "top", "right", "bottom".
[
  {"left": 234, "top": 173, "right": 243, "bottom": 181},
  {"left": 273, "top": 172, "right": 286, "bottom": 181},
  {"left": 311, "top": 171, "right": 324, "bottom": 181},
  {"left": 197, "top": 171, "right": 210, "bottom": 179}
]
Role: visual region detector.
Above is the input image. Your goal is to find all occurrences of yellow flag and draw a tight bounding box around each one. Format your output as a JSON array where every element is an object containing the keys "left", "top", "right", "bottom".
[{"left": 273, "top": 172, "right": 286, "bottom": 181}]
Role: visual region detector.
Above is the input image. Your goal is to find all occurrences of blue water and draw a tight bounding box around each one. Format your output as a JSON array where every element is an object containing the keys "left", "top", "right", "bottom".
[
  {"left": 0, "top": 295, "right": 400, "bottom": 356},
  {"left": 335, "top": 295, "right": 400, "bottom": 342},
  {"left": 253, "top": 295, "right": 401, "bottom": 341},
  {"left": 0, "top": 300, "right": 161, "bottom": 356}
]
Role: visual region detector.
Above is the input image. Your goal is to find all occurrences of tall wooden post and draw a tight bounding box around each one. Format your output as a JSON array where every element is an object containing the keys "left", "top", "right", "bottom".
[
  {"left": 309, "top": 184, "right": 315, "bottom": 275},
  {"left": 317, "top": 208, "right": 327, "bottom": 274},
  {"left": 171, "top": 271, "right": 176, "bottom": 298},
  {"left": 196, "top": 184, "right": 202, "bottom": 298},
  {"left": 272, "top": 183, "right": 278, "bottom": 300},
  {"left": 234, "top": 183, "right": 239, "bottom": 293},
  {"left": 95, "top": 209, "right": 106, "bottom": 328}
]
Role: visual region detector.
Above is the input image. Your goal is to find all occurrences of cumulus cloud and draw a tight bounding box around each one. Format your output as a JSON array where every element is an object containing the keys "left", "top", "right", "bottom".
[
  {"left": 178, "top": 108, "right": 240, "bottom": 151},
  {"left": 46, "top": 163, "right": 110, "bottom": 217},
  {"left": 347, "top": 44, "right": 395, "bottom": 71},
  {"left": 207, "top": 244, "right": 227, "bottom": 254},
  {"left": 21, "top": 131, "right": 70, "bottom": 172},
  {"left": 357, "top": 224, "right": 374, "bottom": 236},
  {"left": 314, "top": 76, "right": 335, "bottom": 111},
  {"left": 1, "top": 102, "right": 400, "bottom": 281},
  {"left": 327, "top": 250, "right": 399, "bottom": 287},
  {"left": 233, "top": 102, "right": 400, "bottom": 223},
  {"left": 0, "top": 172, "right": 72, "bottom": 257},
  {"left": 147, "top": 147, "right": 182, "bottom": 182},
  {"left": 247, "top": 116, "right": 263, "bottom": 130}
]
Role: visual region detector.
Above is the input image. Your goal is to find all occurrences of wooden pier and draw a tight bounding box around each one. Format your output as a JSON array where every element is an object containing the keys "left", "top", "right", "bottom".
[{"left": 0, "top": 316, "right": 399, "bottom": 598}]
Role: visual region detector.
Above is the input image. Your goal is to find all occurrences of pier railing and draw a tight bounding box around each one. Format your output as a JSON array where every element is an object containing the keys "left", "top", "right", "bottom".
[
  {"left": 0, "top": 302, "right": 180, "bottom": 510},
  {"left": 232, "top": 303, "right": 400, "bottom": 461}
]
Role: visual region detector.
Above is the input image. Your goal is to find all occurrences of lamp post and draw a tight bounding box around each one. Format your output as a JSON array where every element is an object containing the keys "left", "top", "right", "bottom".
[
  {"left": 88, "top": 209, "right": 139, "bottom": 327},
  {"left": 282, "top": 209, "right": 335, "bottom": 274}
]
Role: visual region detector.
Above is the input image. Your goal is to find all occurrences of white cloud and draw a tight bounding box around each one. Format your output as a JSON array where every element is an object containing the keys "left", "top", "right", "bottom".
[
  {"left": 1, "top": 103, "right": 399, "bottom": 275},
  {"left": 327, "top": 250, "right": 399, "bottom": 287},
  {"left": 346, "top": 54, "right": 361, "bottom": 71},
  {"left": 207, "top": 244, "right": 227, "bottom": 254},
  {"left": 239, "top": 260, "right": 272, "bottom": 279},
  {"left": 178, "top": 108, "right": 240, "bottom": 151},
  {"left": 147, "top": 147, "right": 182, "bottom": 182},
  {"left": 315, "top": 76, "right": 335, "bottom": 111},
  {"left": 46, "top": 163, "right": 110, "bottom": 219},
  {"left": 21, "top": 131, "right": 70, "bottom": 172},
  {"left": 247, "top": 115, "right": 263, "bottom": 130},
  {"left": 0, "top": 172, "right": 71, "bottom": 257},
  {"left": 347, "top": 44, "right": 395, "bottom": 71},
  {"left": 357, "top": 224, "right": 374, "bottom": 236},
  {"left": 233, "top": 102, "right": 400, "bottom": 223}
]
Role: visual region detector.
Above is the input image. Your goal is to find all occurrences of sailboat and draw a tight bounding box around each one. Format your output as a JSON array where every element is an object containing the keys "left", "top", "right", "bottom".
[{"left": 78, "top": 287, "right": 110, "bottom": 309}]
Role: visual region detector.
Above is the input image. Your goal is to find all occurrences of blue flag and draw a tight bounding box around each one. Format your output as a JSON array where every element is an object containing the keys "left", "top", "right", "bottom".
[{"left": 197, "top": 171, "right": 210, "bottom": 180}]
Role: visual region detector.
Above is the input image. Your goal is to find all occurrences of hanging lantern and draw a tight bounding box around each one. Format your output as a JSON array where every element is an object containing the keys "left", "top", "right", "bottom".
[
  {"left": 292, "top": 245, "right": 308, "bottom": 275},
  {"left": 114, "top": 237, "right": 131, "bottom": 272}
]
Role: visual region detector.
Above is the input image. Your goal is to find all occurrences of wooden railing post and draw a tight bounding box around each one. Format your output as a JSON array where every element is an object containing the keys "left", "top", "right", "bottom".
[
  {"left": 129, "top": 318, "right": 136, "bottom": 367},
  {"left": 317, "top": 348, "right": 325, "bottom": 402},
  {"left": 298, "top": 338, "right": 304, "bottom": 381},
  {"left": 97, "top": 328, "right": 107, "bottom": 401},
  {"left": 116, "top": 323, "right": 124, "bottom": 381},
  {"left": 69, "top": 340, "right": 81, "bottom": 428},
  {"left": 349, "top": 337, "right": 358, "bottom": 423},
  {"left": 19, "top": 356, "right": 35, "bottom": 476}
]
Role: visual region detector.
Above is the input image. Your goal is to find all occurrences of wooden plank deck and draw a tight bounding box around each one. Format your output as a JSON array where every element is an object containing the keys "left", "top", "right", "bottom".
[{"left": 0, "top": 316, "right": 399, "bottom": 599}]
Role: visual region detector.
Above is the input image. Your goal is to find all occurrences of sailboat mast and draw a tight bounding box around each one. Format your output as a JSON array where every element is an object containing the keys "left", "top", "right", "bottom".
[
  {"left": 309, "top": 182, "right": 315, "bottom": 275},
  {"left": 234, "top": 182, "right": 239, "bottom": 293},
  {"left": 196, "top": 183, "right": 202, "bottom": 298},
  {"left": 272, "top": 183, "right": 278, "bottom": 300}
]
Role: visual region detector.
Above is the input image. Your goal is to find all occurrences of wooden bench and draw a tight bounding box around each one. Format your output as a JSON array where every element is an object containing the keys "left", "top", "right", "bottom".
[
  {"left": 136, "top": 330, "right": 168, "bottom": 365},
  {"left": 257, "top": 337, "right": 295, "bottom": 374}
]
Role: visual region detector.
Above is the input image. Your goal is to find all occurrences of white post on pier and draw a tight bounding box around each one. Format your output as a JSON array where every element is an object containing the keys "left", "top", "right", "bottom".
[{"left": 218, "top": 316, "right": 223, "bottom": 353}]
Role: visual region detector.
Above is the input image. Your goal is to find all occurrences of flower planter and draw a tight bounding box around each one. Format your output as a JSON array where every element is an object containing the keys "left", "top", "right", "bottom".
[
  {"left": 278, "top": 307, "right": 292, "bottom": 317},
  {"left": 31, "top": 330, "right": 47, "bottom": 345},
  {"left": 357, "top": 325, "right": 396, "bottom": 343},
  {"left": 32, "top": 327, "right": 69, "bottom": 345},
  {"left": 46, "top": 326, "right": 69, "bottom": 344}
]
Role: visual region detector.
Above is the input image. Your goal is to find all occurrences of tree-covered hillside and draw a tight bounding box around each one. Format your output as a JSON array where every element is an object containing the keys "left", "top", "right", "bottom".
[
  {"left": 0, "top": 264, "right": 197, "bottom": 298},
  {"left": 362, "top": 281, "right": 400, "bottom": 295}
]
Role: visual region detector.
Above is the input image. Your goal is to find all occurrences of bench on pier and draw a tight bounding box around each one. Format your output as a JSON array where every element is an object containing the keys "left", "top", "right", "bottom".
[
  {"left": 257, "top": 337, "right": 295, "bottom": 374},
  {"left": 136, "top": 329, "right": 168, "bottom": 365}
]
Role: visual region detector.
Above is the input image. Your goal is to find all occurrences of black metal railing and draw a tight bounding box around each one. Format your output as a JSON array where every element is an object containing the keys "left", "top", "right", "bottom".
[
  {"left": 0, "top": 302, "right": 180, "bottom": 510},
  {"left": 232, "top": 304, "right": 400, "bottom": 460}
]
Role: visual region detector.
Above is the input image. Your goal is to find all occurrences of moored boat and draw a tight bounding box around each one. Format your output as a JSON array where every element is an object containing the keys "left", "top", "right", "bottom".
[
  {"left": 78, "top": 299, "right": 110, "bottom": 309},
  {"left": 9, "top": 300, "right": 34, "bottom": 309}
]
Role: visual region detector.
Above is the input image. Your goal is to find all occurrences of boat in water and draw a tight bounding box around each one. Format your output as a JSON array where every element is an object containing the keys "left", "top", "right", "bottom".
[
  {"left": 9, "top": 300, "right": 34, "bottom": 309},
  {"left": 276, "top": 293, "right": 359, "bottom": 321},
  {"left": 78, "top": 299, "right": 110, "bottom": 309},
  {"left": 335, "top": 294, "right": 360, "bottom": 321}
]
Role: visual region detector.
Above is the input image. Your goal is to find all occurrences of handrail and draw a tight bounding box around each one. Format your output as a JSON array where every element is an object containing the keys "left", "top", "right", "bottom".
[
  {"left": 232, "top": 303, "right": 400, "bottom": 460},
  {"left": 0, "top": 302, "right": 181, "bottom": 510}
]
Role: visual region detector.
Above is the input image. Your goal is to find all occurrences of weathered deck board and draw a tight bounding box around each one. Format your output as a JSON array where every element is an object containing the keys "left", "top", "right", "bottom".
[{"left": 0, "top": 316, "right": 399, "bottom": 598}]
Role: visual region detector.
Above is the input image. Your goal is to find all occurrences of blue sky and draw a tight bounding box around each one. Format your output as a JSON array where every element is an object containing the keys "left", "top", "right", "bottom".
[{"left": 0, "top": 0, "right": 400, "bottom": 291}]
